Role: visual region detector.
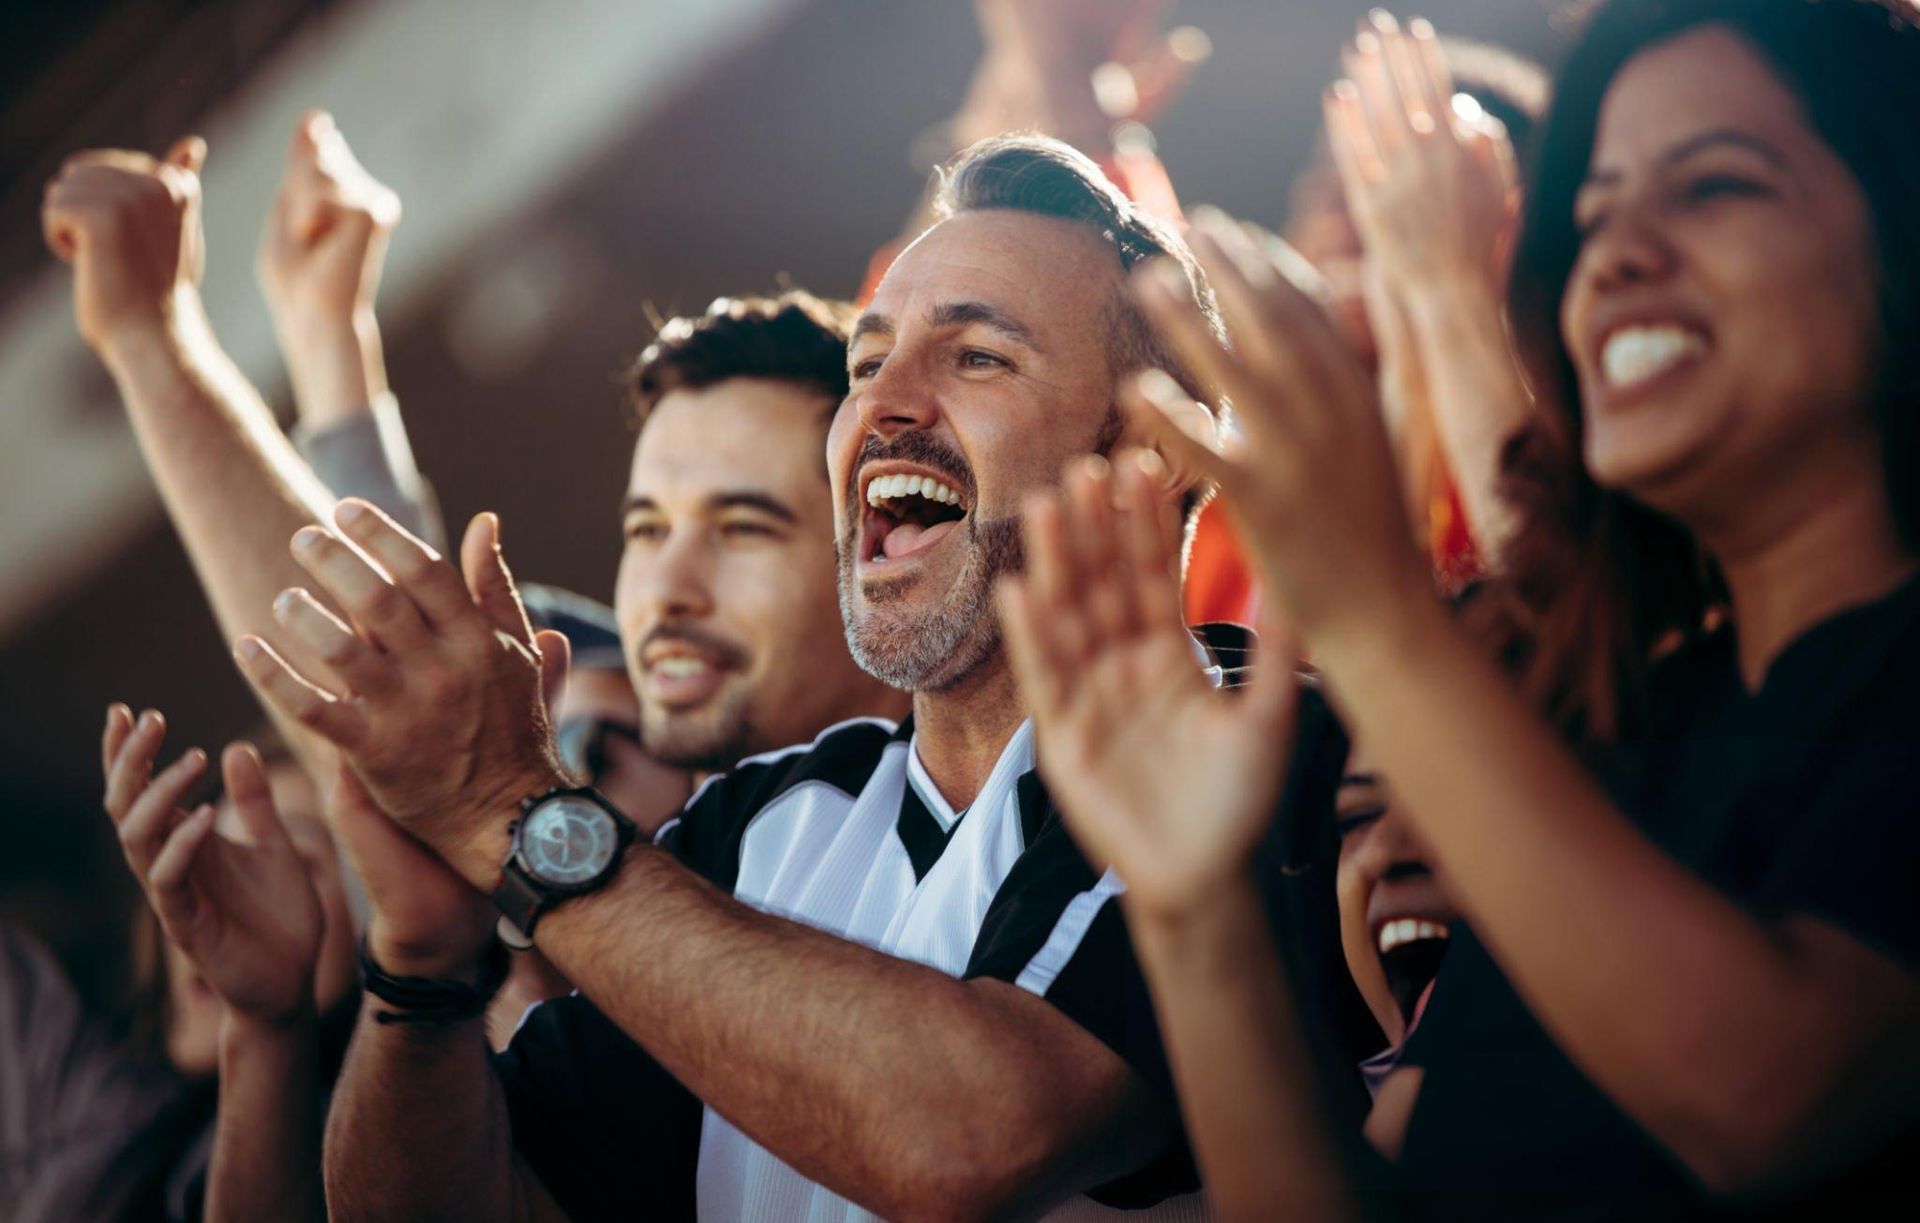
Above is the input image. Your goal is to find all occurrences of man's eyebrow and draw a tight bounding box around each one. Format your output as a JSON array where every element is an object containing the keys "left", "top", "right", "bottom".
[
  {"left": 619, "top": 492, "right": 799, "bottom": 524},
  {"left": 929, "top": 300, "right": 1044, "bottom": 351},
  {"left": 1582, "top": 128, "right": 1788, "bottom": 192},
  {"left": 850, "top": 312, "right": 893, "bottom": 348},
  {"left": 709, "top": 491, "right": 800, "bottom": 523}
]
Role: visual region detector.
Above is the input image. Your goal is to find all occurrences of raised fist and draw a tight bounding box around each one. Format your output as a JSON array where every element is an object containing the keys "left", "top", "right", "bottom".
[
  {"left": 256, "top": 110, "right": 400, "bottom": 333},
  {"left": 42, "top": 137, "right": 207, "bottom": 356}
]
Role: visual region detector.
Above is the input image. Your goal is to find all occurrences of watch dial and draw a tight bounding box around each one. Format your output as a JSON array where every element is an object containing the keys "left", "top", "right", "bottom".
[{"left": 522, "top": 797, "right": 617, "bottom": 887}]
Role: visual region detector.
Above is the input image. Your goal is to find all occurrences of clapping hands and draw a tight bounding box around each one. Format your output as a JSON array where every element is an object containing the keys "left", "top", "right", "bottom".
[
  {"left": 998, "top": 453, "right": 1300, "bottom": 921},
  {"left": 102, "top": 708, "right": 323, "bottom": 1025}
]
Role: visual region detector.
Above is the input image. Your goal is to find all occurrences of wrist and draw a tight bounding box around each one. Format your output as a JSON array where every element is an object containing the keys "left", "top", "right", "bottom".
[
  {"left": 1400, "top": 270, "right": 1503, "bottom": 327},
  {"left": 95, "top": 286, "right": 209, "bottom": 381},
  {"left": 219, "top": 1002, "right": 317, "bottom": 1050},
  {"left": 441, "top": 763, "right": 571, "bottom": 892},
  {"left": 1127, "top": 868, "right": 1270, "bottom": 977},
  {"left": 279, "top": 309, "right": 389, "bottom": 428},
  {"left": 366, "top": 918, "right": 493, "bottom": 984}
]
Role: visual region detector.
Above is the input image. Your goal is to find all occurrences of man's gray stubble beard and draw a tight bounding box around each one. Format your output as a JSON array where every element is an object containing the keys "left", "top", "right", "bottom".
[{"left": 836, "top": 512, "right": 1025, "bottom": 694}]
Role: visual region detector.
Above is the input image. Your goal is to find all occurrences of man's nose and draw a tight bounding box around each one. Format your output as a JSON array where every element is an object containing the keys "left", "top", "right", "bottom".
[
  {"left": 856, "top": 350, "right": 941, "bottom": 439},
  {"left": 641, "top": 530, "right": 717, "bottom": 620}
]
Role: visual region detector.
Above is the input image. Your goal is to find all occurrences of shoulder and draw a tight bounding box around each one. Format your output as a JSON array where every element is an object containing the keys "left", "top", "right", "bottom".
[{"left": 657, "top": 717, "right": 902, "bottom": 885}]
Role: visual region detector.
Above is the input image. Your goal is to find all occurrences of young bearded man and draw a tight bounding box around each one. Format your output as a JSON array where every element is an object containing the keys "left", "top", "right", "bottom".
[
  {"left": 39, "top": 123, "right": 911, "bottom": 1213},
  {"left": 225, "top": 135, "right": 1231, "bottom": 1221}
]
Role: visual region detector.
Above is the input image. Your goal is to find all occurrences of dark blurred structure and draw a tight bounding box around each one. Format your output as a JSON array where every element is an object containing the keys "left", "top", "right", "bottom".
[{"left": 0, "top": 0, "right": 1563, "bottom": 1008}]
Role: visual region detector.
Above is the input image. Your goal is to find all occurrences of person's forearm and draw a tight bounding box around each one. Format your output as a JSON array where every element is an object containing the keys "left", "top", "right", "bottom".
[
  {"left": 99, "top": 295, "right": 342, "bottom": 775},
  {"left": 276, "top": 308, "right": 390, "bottom": 433},
  {"left": 1400, "top": 277, "right": 1533, "bottom": 567},
  {"left": 205, "top": 1011, "right": 324, "bottom": 1222},
  {"left": 1130, "top": 878, "right": 1362, "bottom": 1223},
  {"left": 323, "top": 999, "right": 528, "bottom": 1221},
  {"left": 1319, "top": 596, "right": 1912, "bottom": 1190},
  {"left": 533, "top": 845, "right": 1156, "bottom": 1219}
]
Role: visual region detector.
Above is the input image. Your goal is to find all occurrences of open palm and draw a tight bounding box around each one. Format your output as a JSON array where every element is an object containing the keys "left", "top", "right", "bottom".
[
  {"left": 1000, "top": 455, "right": 1299, "bottom": 920},
  {"left": 103, "top": 707, "right": 322, "bottom": 1022}
]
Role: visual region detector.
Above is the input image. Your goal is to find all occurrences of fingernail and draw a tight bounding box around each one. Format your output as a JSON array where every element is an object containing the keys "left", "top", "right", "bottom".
[
  {"left": 1369, "top": 9, "right": 1399, "bottom": 34},
  {"left": 1356, "top": 30, "right": 1381, "bottom": 56},
  {"left": 1134, "top": 367, "right": 1184, "bottom": 405},
  {"left": 335, "top": 500, "right": 368, "bottom": 524},
  {"left": 292, "top": 527, "right": 326, "bottom": 554},
  {"left": 235, "top": 637, "right": 265, "bottom": 662},
  {"left": 1409, "top": 17, "right": 1435, "bottom": 39}
]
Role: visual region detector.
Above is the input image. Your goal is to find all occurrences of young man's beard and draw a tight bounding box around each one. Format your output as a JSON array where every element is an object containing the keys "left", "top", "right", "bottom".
[
  {"left": 836, "top": 512, "right": 1025, "bottom": 694},
  {"left": 639, "top": 688, "right": 761, "bottom": 774}
]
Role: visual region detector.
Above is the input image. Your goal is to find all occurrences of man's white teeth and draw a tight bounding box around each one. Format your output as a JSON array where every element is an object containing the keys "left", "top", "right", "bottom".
[
  {"left": 1601, "top": 325, "right": 1707, "bottom": 390},
  {"left": 1377, "top": 918, "right": 1450, "bottom": 955},
  {"left": 653, "top": 656, "right": 709, "bottom": 679},
  {"left": 865, "top": 473, "right": 962, "bottom": 508}
]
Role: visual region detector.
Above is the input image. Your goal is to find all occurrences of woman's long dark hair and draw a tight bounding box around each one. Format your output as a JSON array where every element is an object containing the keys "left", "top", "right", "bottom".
[{"left": 1492, "top": 0, "right": 1920, "bottom": 743}]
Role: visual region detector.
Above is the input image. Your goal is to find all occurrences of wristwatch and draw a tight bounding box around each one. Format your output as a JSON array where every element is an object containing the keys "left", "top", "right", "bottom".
[{"left": 493, "top": 785, "right": 637, "bottom": 940}]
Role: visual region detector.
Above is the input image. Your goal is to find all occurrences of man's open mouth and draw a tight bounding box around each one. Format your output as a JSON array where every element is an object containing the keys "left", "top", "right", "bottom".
[
  {"left": 1375, "top": 917, "right": 1451, "bottom": 1026},
  {"left": 860, "top": 468, "right": 970, "bottom": 565}
]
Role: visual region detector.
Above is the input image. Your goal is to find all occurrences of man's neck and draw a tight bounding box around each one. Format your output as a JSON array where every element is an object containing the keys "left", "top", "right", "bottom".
[{"left": 909, "top": 654, "right": 1027, "bottom": 812}]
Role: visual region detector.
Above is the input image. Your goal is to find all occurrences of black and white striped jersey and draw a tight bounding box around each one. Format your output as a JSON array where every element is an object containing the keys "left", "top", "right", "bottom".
[{"left": 498, "top": 628, "right": 1253, "bottom": 1221}]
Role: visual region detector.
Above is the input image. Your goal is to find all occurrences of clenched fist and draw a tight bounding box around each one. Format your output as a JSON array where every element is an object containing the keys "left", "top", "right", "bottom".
[
  {"left": 42, "top": 137, "right": 207, "bottom": 357},
  {"left": 257, "top": 110, "right": 399, "bottom": 333}
]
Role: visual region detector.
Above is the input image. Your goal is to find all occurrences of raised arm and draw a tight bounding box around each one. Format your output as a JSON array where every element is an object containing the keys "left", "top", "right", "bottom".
[
  {"left": 258, "top": 111, "right": 447, "bottom": 551},
  {"left": 1127, "top": 208, "right": 1920, "bottom": 1196},
  {"left": 43, "top": 141, "right": 343, "bottom": 778},
  {"left": 242, "top": 502, "right": 1179, "bottom": 1219},
  {"left": 100, "top": 710, "right": 327, "bottom": 1222},
  {"left": 996, "top": 453, "right": 1363, "bottom": 1223},
  {"left": 1326, "top": 17, "right": 1534, "bottom": 566}
]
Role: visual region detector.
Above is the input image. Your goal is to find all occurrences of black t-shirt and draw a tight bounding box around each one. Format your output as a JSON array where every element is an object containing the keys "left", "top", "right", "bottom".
[{"left": 1393, "top": 578, "right": 1920, "bottom": 1219}]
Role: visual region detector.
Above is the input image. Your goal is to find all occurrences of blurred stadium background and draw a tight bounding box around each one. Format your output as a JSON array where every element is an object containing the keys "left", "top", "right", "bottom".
[{"left": 0, "top": 0, "right": 1562, "bottom": 1006}]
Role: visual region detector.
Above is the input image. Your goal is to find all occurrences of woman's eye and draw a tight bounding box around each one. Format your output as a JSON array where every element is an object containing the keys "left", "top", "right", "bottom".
[
  {"left": 624, "top": 521, "right": 665, "bottom": 543},
  {"left": 1683, "top": 174, "right": 1765, "bottom": 206},
  {"left": 1335, "top": 804, "right": 1386, "bottom": 839}
]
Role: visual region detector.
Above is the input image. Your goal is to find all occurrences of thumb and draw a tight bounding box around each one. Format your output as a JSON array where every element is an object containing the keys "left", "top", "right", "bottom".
[
  {"left": 165, "top": 135, "right": 207, "bottom": 175},
  {"left": 460, "top": 512, "right": 534, "bottom": 647},
  {"left": 221, "top": 742, "right": 293, "bottom": 852},
  {"left": 535, "top": 630, "right": 571, "bottom": 716}
]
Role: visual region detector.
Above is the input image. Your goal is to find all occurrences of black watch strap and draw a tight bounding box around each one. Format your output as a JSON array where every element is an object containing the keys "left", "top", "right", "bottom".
[{"left": 494, "top": 864, "right": 547, "bottom": 943}]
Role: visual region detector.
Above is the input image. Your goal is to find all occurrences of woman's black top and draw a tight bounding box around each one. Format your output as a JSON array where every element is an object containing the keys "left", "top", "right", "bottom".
[{"left": 1393, "top": 576, "right": 1920, "bottom": 1220}]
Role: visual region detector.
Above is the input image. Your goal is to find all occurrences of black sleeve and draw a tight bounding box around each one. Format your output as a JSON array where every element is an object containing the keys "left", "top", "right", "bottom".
[
  {"left": 656, "top": 720, "right": 898, "bottom": 893},
  {"left": 493, "top": 994, "right": 702, "bottom": 1222},
  {"left": 961, "top": 793, "right": 1195, "bottom": 1207}
]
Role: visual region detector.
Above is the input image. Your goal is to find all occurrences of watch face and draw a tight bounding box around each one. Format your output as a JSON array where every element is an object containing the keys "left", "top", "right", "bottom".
[{"left": 520, "top": 796, "right": 620, "bottom": 888}]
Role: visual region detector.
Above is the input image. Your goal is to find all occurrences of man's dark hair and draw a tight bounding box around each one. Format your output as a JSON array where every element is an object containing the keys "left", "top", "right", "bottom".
[
  {"left": 625, "top": 291, "right": 857, "bottom": 427},
  {"left": 932, "top": 134, "right": 1226, "bottom": 522}
]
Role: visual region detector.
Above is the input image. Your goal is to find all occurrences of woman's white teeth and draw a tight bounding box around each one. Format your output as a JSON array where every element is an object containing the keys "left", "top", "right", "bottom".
[
  {"left": 866, "top": 473, "right": 962, "bottom": 508},
  {"left": 1601, "top": 325, "right": 1707, "bottom": 390},
  {"left": 654, "top": 656, "right": 709, "bottom": 679},
  {"left": 1377, "top": 918, "right": 1450, "bottom": 955}
]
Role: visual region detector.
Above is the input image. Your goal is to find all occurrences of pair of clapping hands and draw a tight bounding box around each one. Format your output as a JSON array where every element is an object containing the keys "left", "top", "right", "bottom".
[
  {"left": 104, "top": 507, "right": 571, "bottom": 1019},
  {"left": 1002, "top": 13, "right": 1511, "bottom": 921}
]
